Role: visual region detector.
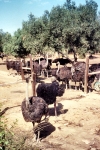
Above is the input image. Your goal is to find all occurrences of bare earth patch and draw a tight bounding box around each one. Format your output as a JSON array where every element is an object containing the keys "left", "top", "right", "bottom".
[{"left": 0, "top": 58, "right": 100, "bottom": 150}]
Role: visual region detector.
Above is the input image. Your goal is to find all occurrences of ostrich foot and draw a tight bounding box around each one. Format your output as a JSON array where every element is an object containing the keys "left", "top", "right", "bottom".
[
  {"left": 36, "top": 138, "right": 41, "bottom": 143},
  {"left": 32, "top": 134, "right": 37, "bottom": 142},
  {"left": 32, "top": 134, "right": 41, "bottom": 143}
]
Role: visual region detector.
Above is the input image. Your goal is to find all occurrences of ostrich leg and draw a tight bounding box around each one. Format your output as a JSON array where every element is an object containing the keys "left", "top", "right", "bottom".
[
  {"left": 32, "top": 122, "right": 40, "bottom": 143},
  {"left": 32, "top": 122, "right": 36, "bottom": 141},
  {"left": 54, "top": 102, "right": 57, "bottom": 116},
  {"left": 37, "top": 130, "right": 40, "bottom": 143},
  {"left": 69, "top": 80, "right": 71, "bottom": 89},
  {"left": 75, "top": 82, "right": 77, "bottom": 90}
]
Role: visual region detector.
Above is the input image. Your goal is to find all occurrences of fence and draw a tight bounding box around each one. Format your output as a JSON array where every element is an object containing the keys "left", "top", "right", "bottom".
[{"left": 84, "top": 56, "right": 100, "bottom": 93}]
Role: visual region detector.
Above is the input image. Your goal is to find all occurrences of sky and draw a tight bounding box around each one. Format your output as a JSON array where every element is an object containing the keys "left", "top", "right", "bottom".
[{"left": 0, "top": 0, "right": 100, "bottom": 35}]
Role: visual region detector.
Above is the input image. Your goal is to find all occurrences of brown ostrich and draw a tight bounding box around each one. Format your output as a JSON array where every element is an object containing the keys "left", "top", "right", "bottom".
[
  {"left": 21, "top": 78, "right": 49, "bottom": 142},
  {"left": 39, "top": 53, "right": 51, "bottom": 78}
]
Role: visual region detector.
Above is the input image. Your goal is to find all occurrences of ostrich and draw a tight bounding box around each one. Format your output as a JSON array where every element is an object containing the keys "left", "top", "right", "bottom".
[
  {"left": 56, "top": 63, "right": 72, "bottom": 89},
  {"left": 50, "top": 62, "right": 72, "bottom": 89},
  {"left": 6, "top": 59, "right": 15, "bottom": 76},
  {"left": 0, "top": 53, "right": 5, "bottom": 60},
  {"left": 70, "top": 61, "right": 86, "bottom": 89},
  {"left": 21, "top": 77, "right": 49, "bottom": 142},
  {"left": 51, "top": 61, "right": 86, "bottom": 90},
  {"left": 39, "top": 53, "right": 51, "bottom": 78},
  {"left": 36, "top": 78, "right": 65, "bottom": 116},
  {"left": 52, "top": 57, "right": 73, "bottom": 66},
  {"left": 33, "top": 61, "right": 42, "bottom": 76},
  {"left": 6, "top": 59, "right": 25, "bottom": 77},
  {"left": 71, "top": 61, "right": 96, "bottom": 91},
  {"left": 71, "top": 61, "right": 86, "bottom": 75}
]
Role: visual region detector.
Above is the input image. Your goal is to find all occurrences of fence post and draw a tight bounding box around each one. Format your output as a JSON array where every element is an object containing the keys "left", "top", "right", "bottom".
[
  {"left": 29, "top": 54, "right": 36, "bottom": 96},
  {"left": 20, "top": 59, "right": 25, "bottom": 80},
  {"left": 84, "top": 56, "right": 89, "bottom": 93}
]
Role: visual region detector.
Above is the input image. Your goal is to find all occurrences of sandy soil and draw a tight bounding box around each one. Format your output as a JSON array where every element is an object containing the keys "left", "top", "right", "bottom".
[{"left": 0, "top": 57, "right": 100, "bottom": 150}]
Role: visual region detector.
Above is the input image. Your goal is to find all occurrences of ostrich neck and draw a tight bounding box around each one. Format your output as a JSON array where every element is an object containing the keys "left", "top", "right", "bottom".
[
  {"left": 46, "top": 53, "right": 48, "bottom": 65},
  {"left": 39, "top": 57, "right": 40, "bottom": 65},
  {"left": 57, "top": 62, "right": 60, "bottom": 73},
  {"left": 26, "top": 80, "right": 29, "bottom": 107}
]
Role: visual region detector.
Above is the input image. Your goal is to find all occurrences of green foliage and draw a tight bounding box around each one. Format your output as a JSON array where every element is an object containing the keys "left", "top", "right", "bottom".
[
  {"left": 1, "top": 0, "right": 100, "bottom": 57},
  {"left": 0, "top": 113, "right": 17, "bottom": 149},
  {"left": 0, "top": 105, "right": 29, "bottom": 150},
  {"left": 0, "top": 115, "right": 41, "bottom": 150}
]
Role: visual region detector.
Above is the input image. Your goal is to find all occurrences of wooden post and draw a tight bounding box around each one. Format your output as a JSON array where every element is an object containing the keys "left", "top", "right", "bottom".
[
  {"left": 84, "top": 56, "right": 89, "bottom": 93},
  {"left": 29, "top": 54, "right": 36, "bottom": 96},
  {"left": 20, "top": 59, "right": 25, "bottom": 80}
]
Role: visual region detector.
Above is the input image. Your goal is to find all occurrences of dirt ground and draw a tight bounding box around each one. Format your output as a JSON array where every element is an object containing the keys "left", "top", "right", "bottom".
[{"left": 0, "top": 56, "right": 100, "bottom": 150}]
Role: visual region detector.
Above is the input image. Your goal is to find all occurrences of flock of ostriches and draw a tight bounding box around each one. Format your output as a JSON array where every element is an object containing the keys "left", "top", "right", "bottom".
[{"left": 4, "top": 55, "right": 100, "bottom": 142}]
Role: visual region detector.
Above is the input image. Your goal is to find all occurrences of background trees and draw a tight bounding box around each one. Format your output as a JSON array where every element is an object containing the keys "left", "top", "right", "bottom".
[{"left": 0, "top": 0, "right": 100, "bottom": 58}]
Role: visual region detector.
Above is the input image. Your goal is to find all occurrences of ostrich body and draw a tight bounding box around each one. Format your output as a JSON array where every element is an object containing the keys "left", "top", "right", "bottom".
[
  {"left": 71, "top": 62, "right": 96, "bottom": 90},
  {"left": 52, "top": 57, "right": 73, "bottom": 66},
  {"left": 71, "top": 61, "right": 86, "bottom": 75},
  {"left": 56, "top": 66, "right": 72, "bottom": 89},
  {"left": 6, "top": 59, "right": 25, "bottom": 76},
  {"left": 21, "top": 96, "right": 48, "bottom": 123},
  {"left": 36, "top": 80, "right": 64, "bottom": 116},
  {"left": 52, "top": 61, "right": 72, "bottom": 89},
  {"left": 54, "top": 62, "right": 85, "bottom": 90},
  {"left": 21, "top": 78, "right": 49, "bottom": 142},
  {"left": 33, "top": 61, "right": 42, "bottom": 76}
]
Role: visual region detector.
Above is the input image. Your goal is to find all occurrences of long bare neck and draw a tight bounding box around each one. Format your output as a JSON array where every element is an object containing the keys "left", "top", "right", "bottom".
[
  {"left": 26, "top": 78, "right": 29, "bottom": 108},
  {"left": 39, "top": 57, "right": 40, "bottom": 65},
  {"left": 46, "top": 53, "right": 48, "bottom": 65},
  {"left": 73, "top": 47, "right": 77, "bottom": 62},
  {"left": 57, "top": 62, "right": 60, "bottom": 73}
]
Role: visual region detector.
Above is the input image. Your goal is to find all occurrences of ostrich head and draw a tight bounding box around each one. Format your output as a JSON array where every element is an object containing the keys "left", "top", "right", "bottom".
[
  {"left": 51, "top": 77, "right": 65, "bottom": 97},
  {"left": 57, "top": 83, "right": 65, "bottom": 97}
]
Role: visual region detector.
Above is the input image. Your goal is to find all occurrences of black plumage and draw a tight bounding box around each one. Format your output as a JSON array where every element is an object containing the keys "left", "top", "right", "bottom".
[
  {"left": 0, "top": 53, "right": 5, "bottom": 60},
  {"left": 50, "top": 62, "right": 72, "bottom": 89},
  {"left": 21, "top": 96, "right": 48, "bottom": 122},
  {"left": 56, "top": 66, "right": 72, "bottom": 89},
  {"left": 36, "top": 80, "right": 64, "bottom": 116},
  {"left": 52, "top": 58, "right": 73, "bottom": 65},
  {"left": 21, "top": 96, "right": 49, "bottom": 142},
  {"left": 71, "top": 61, "right": 86, "bottom": 74},
  {"left": 6, "top": 59, "right": 25, "bottom": 76},
  {"left": 71, "top": 61, "right": 96, "bottom": 90}
]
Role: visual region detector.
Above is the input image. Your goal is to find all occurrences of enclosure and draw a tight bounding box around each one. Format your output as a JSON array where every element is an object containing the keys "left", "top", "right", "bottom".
[{"left": 0, "top": 55, "right": 100, "bottom": 150}]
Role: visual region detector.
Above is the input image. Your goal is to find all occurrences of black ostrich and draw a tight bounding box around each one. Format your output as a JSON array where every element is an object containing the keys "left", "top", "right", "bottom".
[
  {"left": 71, "top": 61, "right": 96, "bottom": 91},
  {"left": 50, "top": 62, "right": 72, "bottom": 89},
  {"left": 52, "top": 57, "right": 73, "bottom": 66},
  {"left": 71, "top": 61, "right": 86, "bottom": 75},
  {"left": 50, "top": 62, "right": 85, "bottom": 90},
  {"left": 6, "top": 59, "right": 25, "bottom": 76},
  {"left": 36, "top": 78, "right": 65, "bottom": 116},
  {"left": 56, "top": 61, "right": 72, "bottom": 89},
  {"left": 0, "top": 53, "right": 5, "bottom": 60},
  {"left": 21, "top": 78, "right": 49, "bottom": 142}
]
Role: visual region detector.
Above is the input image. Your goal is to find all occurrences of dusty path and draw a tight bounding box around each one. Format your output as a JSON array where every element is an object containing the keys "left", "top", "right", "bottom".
[{"left": 0, "top": 59, "right": 100, "bottom": 150}]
